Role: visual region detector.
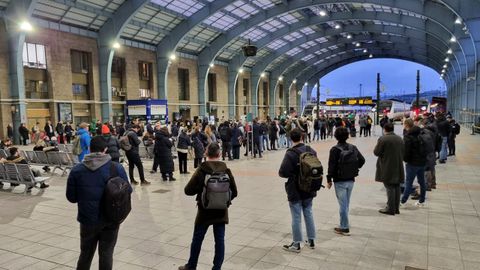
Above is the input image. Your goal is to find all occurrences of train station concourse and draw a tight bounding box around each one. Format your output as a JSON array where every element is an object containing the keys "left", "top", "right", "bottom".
[{"left": 1, "top": 0, "right": 480, "bottom": 270}]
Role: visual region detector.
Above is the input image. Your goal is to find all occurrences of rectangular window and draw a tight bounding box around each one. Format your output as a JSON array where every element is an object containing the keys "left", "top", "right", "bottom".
[
  {"left": 178, "top": 68, "right": 190, "bottom": 100},
  {"left": 139, "top": 62, "right": 151, "bottom": 80},
  {"left": 23, "top": 43, "right": 47, "bottom": 69},
  {"left": 263, "top": 81, "right": 268, "bottom": 106},
  {"left": 111, "top": 57, "right": 124, "bottom": 77},
  {"left": 139, "top": 89, "right": 151, "bottom": 99},
  {"left": 208, "top": 73, "right": 217, "bottom": 102},
  {"left": 72, "top": 84, "right": 89, "bottom": 99},
  {"left": 243, "top": 78, "right": 249, "bottom": 97},
  {"left": 71, "top": 50, "right": 90, "bottom": 73},
  {"left": 279, "top": 84, "right": 284, "bottom": 100},
  {"left": 25, "top": 80, "right": 48, "bottom": 99}
]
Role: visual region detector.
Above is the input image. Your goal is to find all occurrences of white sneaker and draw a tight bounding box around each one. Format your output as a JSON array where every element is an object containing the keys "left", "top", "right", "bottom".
[
  {"left": 415, "top": 202, "right": 425, "bottom": 207},
  {"left": 400, "top": 202, "right": 407, "bottom": 208}
]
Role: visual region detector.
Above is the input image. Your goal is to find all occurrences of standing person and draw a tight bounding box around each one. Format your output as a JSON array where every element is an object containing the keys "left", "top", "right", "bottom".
[
  {"left": 278, "top": 128, "right": 318, "bottom": 252},
  {"left": 66, "top": 136, "right": 132, "bottom": 270},
  {"left": 436, "top": 113, "right": 450, "bottom": 163},
  {"left": 319, "top": 116, "right": 327, "bottom": 140},
  {"left": 252, "top": 119, "right": 262, "bottom": 158},
  {"left": 77, "top": 123, "right": 91, "bottom": 162},
  {"left": 365, "top": 116, "right": 373, "bottom": 137},
  {"left": 19, "top": 123, "right": 30, "bottom": 145},
  {"left": 7, "top": 123, "right": 14, "bottom": 140},
  {"left": 359, "top": 116, "right": 367, "bottom": 137},
  {"left": 177, "top": 128, "right": 192, "bottom": 174},
  {"left": 231, "top": 123, "right": 242, "bottom": 160},
  {"left": 307, "top": 118, "right": 314, "bottom": 143},
  {"left": 260, "top": 120, "right": 270, "bottom": 151},
  {"left": 56, "top": 121, "right": 65, "bottom": 144},
  {"left": 153, "top": 127, "right": 176, "bottom": 181},
  {"left": 219, "top": 121, "right": 233, "bottom": 161},
  {"left": 313, "top": 117, "right": 320, "bottom": 141},
  {"left": 116, "top": 123, "right": 125, "bottom": 138},
  {"left": 414, "top": 116, "right": 437, "bottom": 191},
  {"left": 374, "top": 123, "right": 405, "bottom": 215},
  {"left": 327, "top": 127, "right": 365, "bottom": 235},
  {"left": 380, "top": 115, "right": 389, "bottom": 135},
  {"left": 448, "top": 117, "right": 460, "bottom": 156},
  {"left": 124, "top": 125, "right": 149, "bottom": 185},
  {"left": 191, "top": 126, "right": 205, "bottom": 168},
  {"left": 101, "top": 125, "right": 120, "bottom": 162},
  {"left": 44, "top": 120, "right": 55, "bottom": 139},
  {"left": 65, "top": 122, "right": 74, "bottom": 144},
  {"left": 278, "top": 120, "right": 287, "bottom": 148},
  {"left": 179, "top": 143, "right": 238, "bottom": 270},
  {"left": 401, "top": 118, "right": 428, "bottom": 207},
  {"left": 269, "top": 120, "right": 278, "bottom": 150},
  {"left": 32, "top": 122, "right": 41, "bottom": 144}
]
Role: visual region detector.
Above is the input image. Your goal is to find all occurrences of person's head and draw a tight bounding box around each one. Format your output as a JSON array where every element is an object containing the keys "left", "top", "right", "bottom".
[
  {"left": 3, "top": 138, "right": 12, "bottom": 146},
  {"left": 205, "top": 142, "right": 221, "bottom": 160},
  {"left": 383, "top": 122, "right": 394, "bottom": 133},
  {"left": 9, "top": 147, "right": 19, "bottom": 157},
  {"left": 334, "top": 127, "right": 349, "bottom": 143},
  {"left": 131, "top": 124, "right": 140, "bottom": 132},
  {"left": 403, "top": 118, "right": 414, "bottom": 131},
  {"left": 89, "top": 136, "right": 108, "bottom": 153},
  {"left": 290, "top": 128, "right": 304, "bottom": 143},
  {"left": 101, "top": 125, "right": 110, "bottom": 135},
  {"left": 79, "top": 122, "right": 88, "bottom": 130}
]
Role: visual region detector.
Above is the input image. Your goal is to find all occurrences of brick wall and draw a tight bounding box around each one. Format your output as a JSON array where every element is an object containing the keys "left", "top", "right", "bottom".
[{"left": 0, "top": 21, "right": 10, "bottom": 138}]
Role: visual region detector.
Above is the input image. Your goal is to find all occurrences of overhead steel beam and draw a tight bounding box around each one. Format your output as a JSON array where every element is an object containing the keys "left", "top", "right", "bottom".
[
  {"left": 97, "top": 0, "right": 150, "bottom": 122},
  {"left": 156, "top": 0, "right": 233, "bottom": 104},
  {"left": 4, "top": 0, "right": 38, "bottom": 144}
]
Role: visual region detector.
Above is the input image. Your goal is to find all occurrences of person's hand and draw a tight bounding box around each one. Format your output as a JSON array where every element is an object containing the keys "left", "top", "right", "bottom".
[{"left": 327, "top": 182, "right": 332, "bottom": 189}]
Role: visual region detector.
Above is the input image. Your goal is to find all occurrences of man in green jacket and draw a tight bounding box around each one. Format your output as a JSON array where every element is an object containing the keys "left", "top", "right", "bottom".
[{"left": 374, "top": 122, "right": 405, "bottom": 215}]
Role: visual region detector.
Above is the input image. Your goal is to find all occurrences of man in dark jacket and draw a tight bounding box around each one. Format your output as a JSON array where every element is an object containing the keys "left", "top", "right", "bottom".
[
  {"left": 327, "top": 127, "right": 365, "bottom": 235},
  {"left": 153, "top": 127, "right": 175, "bottom": 181},
  {"left": 219, "top": 121, "right": 233, "bottom": 161},
  {"left": 125, "top": 125, "right": 149, "bottom": 185},
  {"left": 448, "top": 117, "right": 460, "bottom": 156},
  {"left": 436, "top": 113, "right": 451, "bottom": 163},
  {"left": 374, "top": 123, "right": 404, "bottom": 215},
  {"left": 279, "top": 128, "right": 317, "bottom": 252},
  {"left": 18, "top": 123, "right": 29, "bottom": 145},
  {"left": 101, "top": 125, "right": 120, "bottom": 162},
  {"left": 56, "top": 121, "right": 65, "bottom": 144},
  {"left": 179, "top": 143, "right": 237, "bottom": 270},
  {"left": 401, "top": 118, "right": 427, "bottom": 207},
  {"left": 44, "top": 120, "right": 54, "bottom": 139},
  {"left": 252, "top": 119, "right": 262, "bottom": 158},
  {"left": 66, "top": 136, "right": 131, "bottom": 270}
]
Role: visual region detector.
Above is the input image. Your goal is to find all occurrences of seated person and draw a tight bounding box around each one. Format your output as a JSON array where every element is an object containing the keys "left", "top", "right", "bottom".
[
  {"left": 0, "top": 138, "right": 12, "bottom": 149},
  {"left": 2, "top": 147, "right": 49, "bottom": 189}
]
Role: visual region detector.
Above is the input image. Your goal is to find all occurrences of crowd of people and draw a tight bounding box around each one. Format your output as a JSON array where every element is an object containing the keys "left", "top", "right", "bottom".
[{"left": 0, "top": 110, "right": 463, "bottom": 270}]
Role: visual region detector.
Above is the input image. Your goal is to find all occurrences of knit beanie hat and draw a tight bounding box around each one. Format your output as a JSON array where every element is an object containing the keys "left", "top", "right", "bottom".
[{"left": 101, "top": 125, "right": 110, "bottom": 135}]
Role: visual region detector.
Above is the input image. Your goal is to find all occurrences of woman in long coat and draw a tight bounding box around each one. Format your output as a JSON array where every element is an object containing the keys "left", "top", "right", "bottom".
[{"left": 154, "top": 127, "right": 176, "bottom": 181}]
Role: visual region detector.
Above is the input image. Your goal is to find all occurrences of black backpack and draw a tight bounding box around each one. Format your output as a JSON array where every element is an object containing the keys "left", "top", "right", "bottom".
[
  {"left": 201, "top": 172, "right": 232, "bottom": 210},
  {"left": 334, "top": 144, "right": 359, "bottom": 179},
  {"left": 289, "top": 146, "right": 324, "bottom": 192},
  {"left": 102, "top": 162, "right": 131, "bottom": 224}
]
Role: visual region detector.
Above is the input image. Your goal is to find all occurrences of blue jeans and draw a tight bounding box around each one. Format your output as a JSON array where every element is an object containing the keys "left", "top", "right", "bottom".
[
  {"left": 313, "top": 129, "right": 320, "bottom": 141},
  {"left": 334, "top": 181, "right": 354, "bottom": 229},
  {"left": 289, "top": 198, "right": 316, "bottom": 243},
  {"left": 187, "top": 223, "right": 225, "bottom": 270},
  {"left": 402, "top": 164, "right": 426, "bottom": 204},
  {"left": 261, "top": 135, "right": 269, "bottom": 150},
  {"left": 279, "top": 134, "right": 286, "bottom": 148},
  {"left": 440, "top": 136, "right": 448, "bottom": 161}
]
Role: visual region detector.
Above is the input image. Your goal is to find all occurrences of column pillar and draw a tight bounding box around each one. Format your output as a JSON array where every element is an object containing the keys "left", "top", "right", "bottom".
[{"left": 98, "top": 46, "right": 114, "bottom": 122}]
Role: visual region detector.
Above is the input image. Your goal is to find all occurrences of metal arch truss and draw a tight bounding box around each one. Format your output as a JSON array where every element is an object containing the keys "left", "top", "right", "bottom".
[
  {"left": 155, "top": 0, "right": 233, "bottom": 101},
  {"left": 98, "top": 0, "right": 150, "bottom": 122}
]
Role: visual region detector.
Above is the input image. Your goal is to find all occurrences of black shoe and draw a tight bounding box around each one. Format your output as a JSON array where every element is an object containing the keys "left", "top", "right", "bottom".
[
  {"left": 228, "top": 158, "right": 234, "bottom": 161},
  {"left": 334, "top": 227, "right": 350, "bottom": 236},
  {"left": 169, "top": 177, "right": 176, "bottom": 181},
  {"left": 282, "top": 242, "right": 300, "bottom": 253},
  {"left": 162, "top": 178, "right": 168, "bottom": 181},
  {"left": 411, "top": 194, "right": 420, "bottom": 200},
  {"left": 131, "top": 180, "right": 139, "bottom": 185},
  {"left": 395, "top": 210, "right": 400, "bottom": 214},
  {"left": 379, "top": 208, "right": 395, "bottom": 215},
  {"left": 40, "top": 183, "right": 49, "bottom": 189},
  {"left": 141, "top": 180, "right": 150, "bottom": 185},
  {"left": 305, "top": 239, "right": 315, "bottom": 249},
  {"left": 184, "top": 171, "right": 190, "bottom": 174},
  {"left": 178, "top": 265, "right": 193, "bottom": 270},
  {"left": 439, "top": 160, "right": 446, "bottom": 164},
  {"left": 11, "top": 183, "right": 19, "bottom": 187}
]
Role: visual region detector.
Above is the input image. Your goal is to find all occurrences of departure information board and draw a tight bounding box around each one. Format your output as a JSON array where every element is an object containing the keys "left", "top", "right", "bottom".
[{"left": 326, "top": 97, "right": 373, "bottom": 106}]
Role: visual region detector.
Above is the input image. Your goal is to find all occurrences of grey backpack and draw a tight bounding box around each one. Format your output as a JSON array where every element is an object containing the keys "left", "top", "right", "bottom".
[{"left": 201, "top": 172, "right": 232, "bottom": 210}]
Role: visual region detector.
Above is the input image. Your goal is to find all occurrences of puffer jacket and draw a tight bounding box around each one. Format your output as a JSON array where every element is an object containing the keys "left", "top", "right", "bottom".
[
  {"left": 102, "top": 135, "right": 120, "bottom": 160},
  {"left": 66, "top": 153, "right": 130, "bottom": 225}
]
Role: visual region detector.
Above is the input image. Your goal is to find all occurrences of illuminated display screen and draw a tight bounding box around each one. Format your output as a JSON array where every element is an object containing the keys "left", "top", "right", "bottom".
[{"left": 326, "top": 97, "right": 373, "bottom": 106}]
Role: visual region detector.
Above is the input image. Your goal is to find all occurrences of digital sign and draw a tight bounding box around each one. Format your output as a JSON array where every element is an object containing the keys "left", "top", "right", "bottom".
[{"left": 326, "top": 97, "right": 373, "bottom": 106}]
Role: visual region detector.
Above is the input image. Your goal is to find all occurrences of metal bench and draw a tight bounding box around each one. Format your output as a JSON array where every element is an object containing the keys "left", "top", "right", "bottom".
[
  {"left": 472, "top": 125, "right": 480, "bottom": 135},
  {"left": 0, "top": 163, "right": 48, "bottom": 194},
  {"left": 0, "top": 149, "right": 8, "bottom": 159}
]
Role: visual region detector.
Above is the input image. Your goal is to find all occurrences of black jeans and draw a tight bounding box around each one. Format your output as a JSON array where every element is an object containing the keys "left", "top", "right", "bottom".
[
  {"left": 232, "top": 146, "right": 240, "bottom": 159},
  {"left": 222, "top": 141, "right": 232, "bottom": 160},
  {"left": 320, "top": 128, "right": 327, "bottom": 140},
  {"left": 187, "top": 223, "right": 225, "bottom": 270},
  {"left": 384, "top": 183, "right": 400, "bottom": 214},
  {"left": 253, "top": 138, "right": 262, "bottom": 157},
  {"left": 178, "top": 152, "right": 188, "bottom": 173},
  {"left": 194, "top": 157, "right": 202, "bottom": 168},
  {"left": 126, "top": 152, "right": 145, "bottom": 182},
  {"left": 77, "top": 223, "right": 119, "bottom": 270},
  {"left": 270, "top": 138, "right": 277, "bottom": 150},
  {"left": 448, "top": 136, "right": 455, "bottom": 155}
]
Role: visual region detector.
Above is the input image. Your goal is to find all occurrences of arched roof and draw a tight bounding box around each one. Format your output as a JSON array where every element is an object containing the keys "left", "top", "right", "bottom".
[{"left": 1, "top": 0, "right": 479, "bottom": 103}]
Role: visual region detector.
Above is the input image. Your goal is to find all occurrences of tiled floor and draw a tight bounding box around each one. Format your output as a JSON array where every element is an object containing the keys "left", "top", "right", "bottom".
[{"left": 1, "top": 125, "right": 480, "bottom": 270}]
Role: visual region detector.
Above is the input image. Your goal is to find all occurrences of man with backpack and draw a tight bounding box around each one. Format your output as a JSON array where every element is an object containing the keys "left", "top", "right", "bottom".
[
  {"left": 74, "top": 123, "right": 91, "bottom": 162},
  {"left": 66, "top": 136, "right": 132, "bottom": 270},
  {"left": 179, "top": 143, "right": 237, "bottom": 270},
  {"left": 219, "top": 121, "right": 233, "bottom": 161},
  {"left": 120, "top": 125, "right": 149, "bottom": 185},
  {"left": 374, "top": 123, "right": 404, "bottom": 215},
  {"left": 327, "top": 127, "right": 365, "bottom": 235},
  {"left": 448, "top": 117, "right": 460, "bottom": 156},
  {"left": 401, "top": 118, "right": 428, "bottom": 207},
  {"left": 279, "top": 128, "right": 322, "bottom": 252}
]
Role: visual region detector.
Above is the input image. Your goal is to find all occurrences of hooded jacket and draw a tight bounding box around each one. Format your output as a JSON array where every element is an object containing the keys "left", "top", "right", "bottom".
[
  {"left": 77, "top": 128, "right": 91, "bottom": 162},
  {"left": 184, "top": 161, "right": 237, "bottom": 225},
  {"left": 66, "top": 153, "right": 130, "bottom": 225},
  {"left": 403, "top": 126, "right": 427, "bottom": 166}
]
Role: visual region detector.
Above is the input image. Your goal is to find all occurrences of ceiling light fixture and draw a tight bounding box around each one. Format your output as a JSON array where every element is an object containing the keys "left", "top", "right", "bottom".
[
  {"left": 319, "top": 10, "right": 327, "bottom": 17},
  {"left": 278, "top": 76, "right": 284, "bottom": 81},
  {"left": 334, "top": 24, "right": 341, "bottom": 29},
  {"left": 447, "top": 49, "right": 453, "bottom": 54},
  {"left": 238, "top": 67, "right": 244, "bottom": 73},
  {"left": 363, "top": 49, "right": 367, "bottom": 53},
  {"left": 293, "top": 79, "right": 297, "bottom": 84},
  {"left": 346, "top": 34, "right": 352, "bottom": 39},
  {"left": 455, "top": 17, "right": 462, "bottom": 24},
  {"left": 356, "top": 42, "right": 361, "bottom": 47},
  {"left": 369, "top": 54, "right": 373, "bottom": 58},
  {"left": 445, "top": 57, "right": 450, "bottom": 62},
  {"left": 19, "top": 21, "right": 33, "bottom": 32},
  {"left": 260, "top": 72, "right": 266, "bottom": 78},
  {"left": 209, "top": 63, "right": 214, "bottom": 68},
  {"left": 450, "top": 36, "right": 457, "bottom": 42},
  {"left": 169, "top": 53, "right": 176, "bottom": 61},
  {"left": 112, "top": 42, "right": 121, "bottom": 49}
]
